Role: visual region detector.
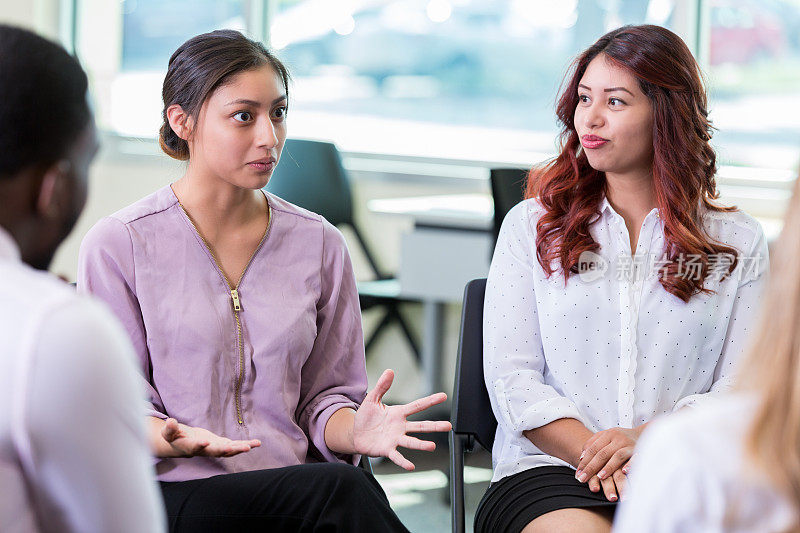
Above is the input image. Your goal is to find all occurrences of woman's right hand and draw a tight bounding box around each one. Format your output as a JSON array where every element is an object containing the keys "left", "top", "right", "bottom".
[{"left": 155, "top": 417, "right": 261, "bottom": 458}]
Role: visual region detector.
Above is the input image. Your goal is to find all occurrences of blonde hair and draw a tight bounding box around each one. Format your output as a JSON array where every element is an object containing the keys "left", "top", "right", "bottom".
[{"left": 741, "top": 173, "right": 800, "bottom": 529}]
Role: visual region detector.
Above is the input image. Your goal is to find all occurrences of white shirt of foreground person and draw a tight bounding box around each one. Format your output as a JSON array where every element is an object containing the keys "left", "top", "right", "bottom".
[
  {"left": 614, "top": 394, "right": 797, "bottom": 532},
  {"left": 0, "top": 228, "right": 165, "bottom": 533},
  {"left": 485, "top": 197, "right": 768, "bottom": 482}
]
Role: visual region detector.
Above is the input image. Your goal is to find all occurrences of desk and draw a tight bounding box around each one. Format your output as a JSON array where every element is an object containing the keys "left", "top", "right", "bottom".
[{"left": 368, "top": 194, "right": 495, "bottom": 396}]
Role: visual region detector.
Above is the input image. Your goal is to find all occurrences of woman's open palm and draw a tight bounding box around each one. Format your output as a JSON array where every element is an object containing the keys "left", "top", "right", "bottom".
[
  {"left": 353, "top": 369, "right": 452, "bottom": 470},
  {"left": 161, "top": 418, "right": 261, "bottom": 458}
]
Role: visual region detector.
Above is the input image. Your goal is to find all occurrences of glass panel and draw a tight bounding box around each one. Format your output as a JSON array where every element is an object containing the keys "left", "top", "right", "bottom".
[
  {"left": 707, "top": 0, "right": 800, "bottom": 170},
  {"left": 76, "top": 0, "right": 250, "bottom": 136},
  {"left": 272, "top": 0, "right": 677, "bottom": 161}
]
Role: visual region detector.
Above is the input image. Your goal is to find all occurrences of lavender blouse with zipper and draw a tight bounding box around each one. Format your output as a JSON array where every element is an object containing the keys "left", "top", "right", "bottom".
[{"left": 77, "top": 185, "right": 367, "bottom": 482}]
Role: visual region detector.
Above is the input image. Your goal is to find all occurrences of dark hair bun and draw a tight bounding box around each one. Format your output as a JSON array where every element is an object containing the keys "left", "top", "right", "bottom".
[{"left": 158, "top": 121, "right": 189, "bottom": 161}]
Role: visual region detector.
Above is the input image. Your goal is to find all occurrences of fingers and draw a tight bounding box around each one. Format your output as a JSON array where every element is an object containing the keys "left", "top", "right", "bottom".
[
  {"left": 600, "top": 475, "right": 618, "bottom": 502},
  {"left": 622, "top": 457, "right": 633, "bottom": 475},
  {"left": 203, "top": 439, "right": 258, "bottom": 458},
  {"left": 203, "top": 441, "right": 250, "bottom": 457},
  {"left": 613, "top": 469, "right": 627, "bottom": 500},
  {"left": 581, "top": 433, "right": 600, "bottom": 457},
  {"left": 405, "top": 420, "right": 452, "bottom": 433},
  {"left": 596, "top": 447, "right": 633, "bottom": 480},
  {"left": 162, "top": 420, "right": 211, "bottom": 457},
  {"left": 578, "top": 443, "right": 633, "bottom": 482},
  {"left": 364, "top": 369, "right": 394, "bottom": 405},
  {"left": 222, "top": 439, "right": 262, "bottom": 455},
  {"left": 588, "top": 475, "right": 601, "bottom": 493},
  {"left": 402, "top": 392, "right": 448, "bottom": 416},
  {"left": 576, "top": 442, "right": 612, "bottom": 482},
  {"left": 161, "top": 418, "right": 181, "bottom": 442},
  {"left": 577, "top": 432, "right": 612, "bottom": 473},
  {"left": 398, "top": 435, "right": 436, "bottom": 452},
  {"left": 388, "top": 449, "right": 415, "bottom": 471}
]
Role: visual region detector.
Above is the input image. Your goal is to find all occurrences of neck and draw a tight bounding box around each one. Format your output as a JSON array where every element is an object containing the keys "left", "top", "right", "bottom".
[
  {"left": 172, "top": 163, "right": 264, "bottom": 229},
  {"left": 0, "top": 174, "right": 59, "bottom": 270},
  {"left": 604, "top": 169, "right": 656, "bottom": 224}
]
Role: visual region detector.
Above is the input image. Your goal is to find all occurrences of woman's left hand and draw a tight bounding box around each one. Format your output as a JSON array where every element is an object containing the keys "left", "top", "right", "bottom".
[
  {"left": 575, "top": 427, "right": 642, "bottom": 483},
  {"left": 352, "top": 369, "right": 452, "bottom": 470}
]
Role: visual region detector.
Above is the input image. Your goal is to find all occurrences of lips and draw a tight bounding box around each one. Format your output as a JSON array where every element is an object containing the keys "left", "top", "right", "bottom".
[
  {"left": 247, "top": 158, "right": 276, "bottom": 173},
  {"left": 581, "top": 135, "right": 609, "bottom": 149}
]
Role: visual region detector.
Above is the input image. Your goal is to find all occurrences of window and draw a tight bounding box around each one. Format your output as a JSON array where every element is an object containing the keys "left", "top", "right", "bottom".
[
  {"left": 706, "top": 0, "right": 800, "bottom": 170},
  {"left": 75, "top": 0, "right": 252, "bottom": 137},
  {"left": 74, "top": 0, "right": 800, "bottom": 175},
  {"left": 273, "top": 0, "right": 679, "bottom": 161}
]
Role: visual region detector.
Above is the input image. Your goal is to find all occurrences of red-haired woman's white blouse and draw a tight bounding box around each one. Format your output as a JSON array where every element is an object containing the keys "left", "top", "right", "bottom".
[{"left": 484, "top": 196, "right": 768, "bottom": 482}]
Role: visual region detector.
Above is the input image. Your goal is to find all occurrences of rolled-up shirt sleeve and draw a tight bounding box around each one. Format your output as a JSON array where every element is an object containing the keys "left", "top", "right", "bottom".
[
  {"left": 673, "top": 223, "right": 769, "bottom": 411},
  {"left": 77, "top": 216, "right": 167, "bottom": 420},
  {"left": 483, "top": 202, "right": 585, "bottom": 438},
  {"left": 297, "top": 221, "right": 368, "bottom": 463}
]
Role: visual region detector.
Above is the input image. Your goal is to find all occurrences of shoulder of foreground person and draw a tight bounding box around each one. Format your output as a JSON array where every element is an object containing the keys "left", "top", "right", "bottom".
[{"left": 17, "top": 294, "right": 166, "bottom": 532}]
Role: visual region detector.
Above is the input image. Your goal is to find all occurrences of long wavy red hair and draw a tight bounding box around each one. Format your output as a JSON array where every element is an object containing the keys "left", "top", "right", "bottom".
[{"left": 528, "top": 24, "right": 738, "bottom": 302}]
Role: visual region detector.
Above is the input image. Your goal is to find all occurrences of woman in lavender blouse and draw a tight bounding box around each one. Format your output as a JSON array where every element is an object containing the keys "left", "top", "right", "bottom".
[{"left": 78, "top": 30, "right": 449, "bottom": 532}]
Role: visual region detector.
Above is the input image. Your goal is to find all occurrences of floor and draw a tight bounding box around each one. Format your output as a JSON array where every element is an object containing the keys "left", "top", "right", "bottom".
[{"left": 372, "top": 429, "right": 492, "bottom": 533}]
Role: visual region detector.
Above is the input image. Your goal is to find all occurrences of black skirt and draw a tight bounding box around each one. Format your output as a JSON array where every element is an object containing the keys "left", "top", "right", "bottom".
[{"left": 474, "top": 466, "right": 618, "bottom": 533}]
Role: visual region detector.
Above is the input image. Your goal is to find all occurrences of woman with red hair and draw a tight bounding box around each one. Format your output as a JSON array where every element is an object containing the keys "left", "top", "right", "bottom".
[{"left": 476, "top": 25, "right": 769, "bottom": 532}]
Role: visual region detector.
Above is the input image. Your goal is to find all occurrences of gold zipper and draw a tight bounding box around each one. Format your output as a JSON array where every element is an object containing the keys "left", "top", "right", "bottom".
[
  {"left": 232, "top": 293, "right": 245, "bottom": 424},
  {"left": 177, "top": 198, "right": 272, "bottom": 426}
]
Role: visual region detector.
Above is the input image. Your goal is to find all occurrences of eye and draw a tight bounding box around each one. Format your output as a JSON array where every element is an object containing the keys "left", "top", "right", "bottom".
[
  {"left": 578, "top": 94, "right": 590, "bottom": 104},
  {"left": 232, "top": 111, "right": 253, "bottom": 123},
  {"left": 271, "top": 106, "right": 287, "bottom": 121},
  {"left": 609, "top": 97, "right": 626, "bottom": 107}
]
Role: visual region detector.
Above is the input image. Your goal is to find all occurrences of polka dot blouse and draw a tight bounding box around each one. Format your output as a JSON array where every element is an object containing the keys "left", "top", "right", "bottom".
[{"left": 484, "top": 196, "right": 769, "bottom": 483}]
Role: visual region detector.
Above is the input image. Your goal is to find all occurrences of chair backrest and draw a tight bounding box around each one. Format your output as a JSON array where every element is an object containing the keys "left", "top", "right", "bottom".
[
  {"left": 451, "top": 278, "right": 496, "bottom": 452},
  {"left": 266, "top": 138, "right": 354, "bottom": 227},
  {"left": 489, "top": 168, "right": 527, "bottom": 244}
]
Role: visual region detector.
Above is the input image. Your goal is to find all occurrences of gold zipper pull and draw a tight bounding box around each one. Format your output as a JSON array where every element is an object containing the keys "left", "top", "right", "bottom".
[{"left": 230, "top": 289, "right": 241, "bottom": 312}]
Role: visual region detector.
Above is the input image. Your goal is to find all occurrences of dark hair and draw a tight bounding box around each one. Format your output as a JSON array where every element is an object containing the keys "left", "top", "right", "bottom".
[
  {"left": 528, "top": 24, "right": 738, "bottom": 302},
  {"left": 0, "top": 25, "right": 90, "bottom": 179},
  {"left": 159, "top": 29, "right": 290, "bottom": 160}
]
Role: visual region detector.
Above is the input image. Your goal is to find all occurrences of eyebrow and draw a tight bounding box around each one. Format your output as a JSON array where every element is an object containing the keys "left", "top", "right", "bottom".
[
  {"left": 578, "top": 83, "right": 634, "bottom": 96},
  {"left": 225, "top": 95, "right": 287, "bottom": 107}
]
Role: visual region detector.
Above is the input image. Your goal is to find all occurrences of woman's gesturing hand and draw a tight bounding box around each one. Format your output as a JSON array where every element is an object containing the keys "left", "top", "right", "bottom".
[
  {"left": 575, "top": 427, "right": 640, "bottom": 483},
  {"left": 159, "top": 418, "right": 261, "bottom": 458},
  {"left": 353, "top": 369, "right": 452, "bottom": 471}
]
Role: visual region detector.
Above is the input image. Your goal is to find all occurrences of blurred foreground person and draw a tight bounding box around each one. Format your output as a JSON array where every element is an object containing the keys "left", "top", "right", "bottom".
[{"left": 0, "top": 25, "right": 165, "bottom": 532}]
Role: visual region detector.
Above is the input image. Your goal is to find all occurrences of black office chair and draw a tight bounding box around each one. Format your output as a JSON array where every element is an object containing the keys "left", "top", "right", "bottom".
[
  {"left": 489, "top": 168, "right": 527, "bottom": 247},
  {"left": 449, "top": 278, "right": 496, "bottom": 533},
  {"left": 266, "top": 138, "right": 420, "bottom": 362},
  {"left": 358, "top": 455, "right": 372, "bottom": 474}
]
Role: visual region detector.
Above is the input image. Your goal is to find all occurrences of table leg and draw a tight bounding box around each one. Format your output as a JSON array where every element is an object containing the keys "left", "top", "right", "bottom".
[{"left": 421, "top": 300, "right": 445, "bottom": 396}]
